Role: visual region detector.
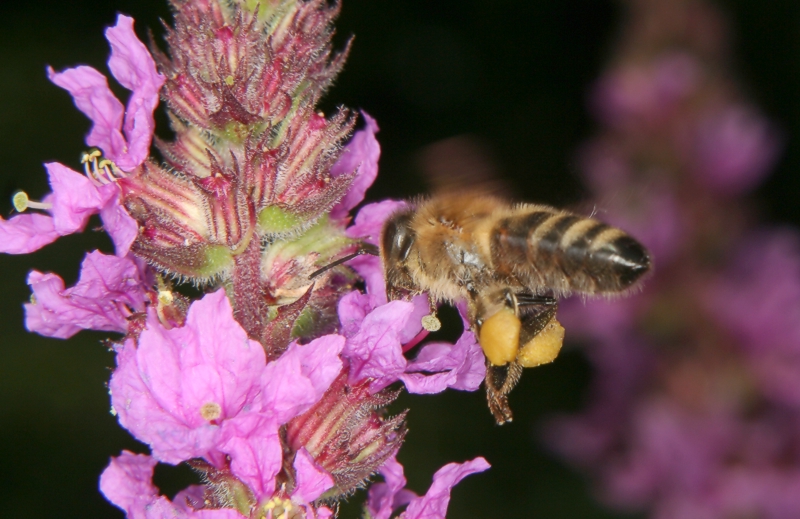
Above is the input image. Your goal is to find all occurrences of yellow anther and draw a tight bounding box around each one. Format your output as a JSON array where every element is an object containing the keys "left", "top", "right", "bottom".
[
  {"left": 158, "top": 289, "right": 174, "bottom": 306},
  {"left": 80, "top": 148, "right": 103, "bottom": 164},
  {"left": 12, "top": 191, "right": 51, "bottom": 212},
  {"left": 421, "top": 314, "right": 441, "bottom": 332},
  {"left": 225, "top": 75, "right": 235, "bottom": 86},
  {"left": 200, "top": 402, "right": 222, "bottom": 421},
  {"left": 81, "top": 149, "right": 122, "bottom": 184},
  {"left": 12, "top": 191, "right": 29, "bottom": 212}
]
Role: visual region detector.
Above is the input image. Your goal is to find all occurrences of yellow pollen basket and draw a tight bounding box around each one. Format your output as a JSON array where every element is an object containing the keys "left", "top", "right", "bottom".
[
  {"left": 479, "top": 307, "right": 521, "bottom": 366},
  {"left": 517, "top": 319, "right": 565, "bottom": 368}
]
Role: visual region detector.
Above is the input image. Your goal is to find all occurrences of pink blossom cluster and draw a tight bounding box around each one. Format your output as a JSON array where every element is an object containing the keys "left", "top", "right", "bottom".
[
  {"left": 1, "top": 9, "right": 489, "bottom": 519},
  {"left": 546, "top": 1, "right": 800, "bottom": 518}
]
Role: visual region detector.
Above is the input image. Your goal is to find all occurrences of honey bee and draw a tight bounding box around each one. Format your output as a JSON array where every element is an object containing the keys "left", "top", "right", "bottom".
[{"left": 380, "top": 192, "right": 651, "bottom": 424}]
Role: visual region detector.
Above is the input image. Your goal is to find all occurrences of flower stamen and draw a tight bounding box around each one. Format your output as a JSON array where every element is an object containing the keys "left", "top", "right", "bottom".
[
  {"left": 81, "top": 148, "right": 124, "bottom": 185},
  {"left": 262, "top": 497, "right": 296, "bottom": 519},
  {"left": 12, "top": 191, "right": 52, "bottom": 212}
]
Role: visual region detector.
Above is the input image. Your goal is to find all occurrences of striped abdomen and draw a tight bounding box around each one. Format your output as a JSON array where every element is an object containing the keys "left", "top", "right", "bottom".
[{"left": 490, "top": 209, "right": 651, "bottom": 295}]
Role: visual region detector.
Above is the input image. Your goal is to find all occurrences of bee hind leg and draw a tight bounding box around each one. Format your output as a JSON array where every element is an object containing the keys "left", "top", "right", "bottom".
[{"left": 484, "top": 360, "right": 523, "bottom": 425}]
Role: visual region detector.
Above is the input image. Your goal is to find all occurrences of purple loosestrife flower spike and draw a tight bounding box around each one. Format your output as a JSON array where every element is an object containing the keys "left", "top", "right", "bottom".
[{"left": 5, "top": 2, "right": 496, "bottom": 517}]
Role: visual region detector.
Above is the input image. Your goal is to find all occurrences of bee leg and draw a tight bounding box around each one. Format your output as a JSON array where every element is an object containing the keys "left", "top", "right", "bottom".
[
  {"left": 484, "top": 360, "right": 523, "bottom": 425},
  {"left": 514, "top": 292, "right": 558, "bottom": 346}
]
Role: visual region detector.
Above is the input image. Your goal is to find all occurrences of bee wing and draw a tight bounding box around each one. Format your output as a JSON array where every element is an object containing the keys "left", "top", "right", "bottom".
[{"left": 415, "top": 135, "right": 512, "bottom": 198}]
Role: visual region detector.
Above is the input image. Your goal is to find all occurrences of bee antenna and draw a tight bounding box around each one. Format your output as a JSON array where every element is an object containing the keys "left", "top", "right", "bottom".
[{"left": 309, "top": 243, "right": 380, "bottom": 280}]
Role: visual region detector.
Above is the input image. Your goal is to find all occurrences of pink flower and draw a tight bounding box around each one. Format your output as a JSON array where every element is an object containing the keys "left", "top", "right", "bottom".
[
  {"left": 688, "top": 105, "right": 782, "bottom": 195},
  {"left": 341, "top": 295, "right": 420, "bottom": 390},
  {"left": 0, "top": 162, "right": 137, "bottom": 255},
  {"left": 48, "top": 14, "right": 165, "bottom": 172},
  {"left": 399, "top": 330, "right": 486, "bottom": 394},
  {"left": 109, "top": 290, "right": 267, "bottom": 464},
  {"left": 367, "top": 458, "right": 417, "bottom": 519},
  {"left": 591, "top": 53, "right": 700, "bottom": 130},
  {"left": 99, "top": 451, "right": 159, "bottom": 519},
  {"left": 222, "top": 335, "right": 344, "bottom": 499},
  {"left": 704, "top": 230, "right": 800, "bottom": 407},
  {"left": 24, "top": 250, "right": 147, "bottom": 339},
  {"left": 109, "top": 288, "right": 347, "bottom": 505},
  {"left": 100, "top": 451, "right": 245, "bottom": 519},
  {"left": 4, "top": 14, "right": 163, "bottom": 258},
  {"left": 338, "top": 291, "right": 484, "bottom": 394},
  {"left": 367, "top": 457, "right": 490, "bottom": 519},
  {"left": 330, "top": 112, "right": 382, "bottom": 220},
  {"left": 291, "top": 448, "right": 335, "bottom": 504}
]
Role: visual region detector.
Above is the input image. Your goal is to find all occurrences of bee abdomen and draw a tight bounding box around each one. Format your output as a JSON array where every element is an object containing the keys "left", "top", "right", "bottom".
[{"left": 491, "top": 211, "right": 650, "bottom": 294}]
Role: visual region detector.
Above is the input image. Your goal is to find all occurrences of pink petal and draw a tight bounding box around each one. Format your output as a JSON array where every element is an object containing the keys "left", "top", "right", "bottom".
[
  {"left": 110, "top": 291, "right": 265, "bottom": 464},
  {"left": 191, "top": 510, "right": 248, "bottom": 519},
  {"left": 330, "top": 112, "right": 381, "bottom": 220},
  {"left": 338, "top": 291, "right": 383, "bottom": 337},
  {"left": 110, "top": 337, "right": 221, "bottom": 465},
  {"left": 292, "top": 448, "right": 334, "bottom": 503},
  {"left": 143, "top": 497, "right": 247, "bottom": 519},
  {"left": 48, "top": 162, "right": 114, "bottom": 234},
  {"left": 0, "top": 212, "right": 59, "bottom": 254},
  {"left": 399, "top": 294, "right": 430, "bottom": 344},
  {"left": 346, "top": 200, "right": 408, "bottom": 246},
  {"left": 400, "top": 330, "right": 485, "bottom": 394},
  {"left": 48, "top": 65, "right": 126, "bottom": 161},
  {"left": 367, "top": 457, "right": 417, "bottom": 519},
  {"left": 48, "top": 15, "right": 164, "bottom": 172},
  {"left": 176, "top": 291, "right": 266, "bottom": 420},
  {"left": 0, "top": 163, "right": 136, "bottom": 255},
  {"left": 221, "top": 421, "right": 283, "bottom": 500},
  {"left": 24, "top": 251, "right": 146, "bottom": 339},
  {"left": 100, "top": 189, "right": 139, "bottom": 255},
  {"left": 260, "top": 335, "right": 345, "bottom": 424},
  {"left": 105, "top": 15, "right": 166, "bottom": 171},
  {"left": 343, "top": 300, "right": 415, "bottom": 391},
  {"left": 99, "top": 451, "right": 158, "bottom": 519},
  {"left": 349, "top": 254, "right": 387, "bottom": 300},
  {"left": 402, "top": 458, "right": 491, "bottom": 519}
]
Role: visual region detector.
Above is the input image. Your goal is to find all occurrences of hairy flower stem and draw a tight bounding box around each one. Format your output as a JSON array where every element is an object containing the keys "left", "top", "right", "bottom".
[{"left": 232, "top": 237, "right": 265, "bottom": 341}]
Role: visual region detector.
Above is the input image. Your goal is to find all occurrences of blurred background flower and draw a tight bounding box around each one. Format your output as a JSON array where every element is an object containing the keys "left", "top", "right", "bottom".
[{"left": 1, "top": 0, "right": 800, "bottom": 518}]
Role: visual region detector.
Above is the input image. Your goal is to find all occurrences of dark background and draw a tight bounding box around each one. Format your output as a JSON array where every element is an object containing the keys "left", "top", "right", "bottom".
[{"left": 0, "top": 1, "right": 797, "bottom": 517}]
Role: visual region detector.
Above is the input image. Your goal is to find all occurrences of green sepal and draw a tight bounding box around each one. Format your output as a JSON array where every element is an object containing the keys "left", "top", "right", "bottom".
[{"left": 257, "top": 205, "right": 304, "bottom": 234}]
